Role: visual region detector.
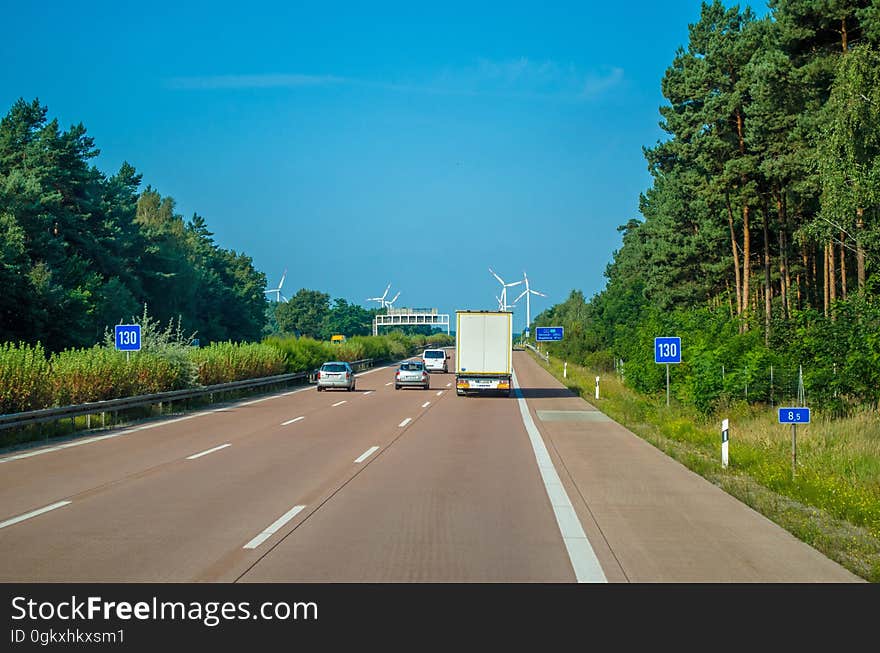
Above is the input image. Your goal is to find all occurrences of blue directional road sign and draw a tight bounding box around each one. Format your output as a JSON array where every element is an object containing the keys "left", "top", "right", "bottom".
[
  {"left": 654, "top": 337, "right": 681, "bottom": 364},
  {"left": 115, "top": 324, "right": 142, "bottom": 352},
  {"left": 535, "top": 326, "right": 564, "bottom": 342},
  {"left": 778, "top": 407, "right": 810, "bottom": 424}
]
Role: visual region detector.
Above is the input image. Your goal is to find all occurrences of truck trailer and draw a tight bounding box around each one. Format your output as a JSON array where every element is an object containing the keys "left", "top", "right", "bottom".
[{"left": 455, "top": 310, "right": 513, "bottom": 397}]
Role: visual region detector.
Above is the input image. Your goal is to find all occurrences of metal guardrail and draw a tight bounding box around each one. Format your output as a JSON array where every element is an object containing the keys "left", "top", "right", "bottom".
[
  {"left": 524, "top": 343, "right": 549, "bottom": 362},
  {"left": 0, "top": 341, "right": 449, "bottom": 433},
  {"left": 0, "top": 357, "right": 377, "bottom": 432}
]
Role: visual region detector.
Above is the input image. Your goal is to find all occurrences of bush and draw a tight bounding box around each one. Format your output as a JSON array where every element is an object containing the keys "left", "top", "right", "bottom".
[
  {"left": 0, "top": 328, "right": 442, "bottom": 415},
  {"left": 50, "top": 347, "right": 194, "bottom": 405},
  {"left": 0, "top": 342, "right": 52, "bottom": 413},
  {"left": 189, "top": 342, "right": 286, "bottom": 385}
]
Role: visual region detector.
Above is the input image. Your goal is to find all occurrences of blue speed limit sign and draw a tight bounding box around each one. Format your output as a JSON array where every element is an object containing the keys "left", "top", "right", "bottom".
[
  {"left": 115, "top": 324, "right": 142, "bottom": 351},
  {"left": 654, "top": 337, "right": 681, "bottom": 364}
]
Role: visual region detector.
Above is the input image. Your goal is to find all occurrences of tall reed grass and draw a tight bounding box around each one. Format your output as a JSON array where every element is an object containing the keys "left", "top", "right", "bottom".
[
  {"left": 0, "top": 342, "right": 52, "bottom": 413},
  {"left": 190, "top": 342, "right": 286, "bottom": 385},
  {"left": 0, "top": 332, "right": 452, "bottom": 414}
]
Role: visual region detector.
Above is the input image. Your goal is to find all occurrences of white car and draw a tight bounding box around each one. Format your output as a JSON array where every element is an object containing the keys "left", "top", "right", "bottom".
[{"left": 421, "top": 349, "right": 448, "bottom": 373}]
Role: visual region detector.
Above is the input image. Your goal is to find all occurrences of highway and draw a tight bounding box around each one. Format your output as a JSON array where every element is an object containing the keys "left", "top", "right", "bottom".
[{"left": 0, "top": 351, "right": 860, "bottom": 582}]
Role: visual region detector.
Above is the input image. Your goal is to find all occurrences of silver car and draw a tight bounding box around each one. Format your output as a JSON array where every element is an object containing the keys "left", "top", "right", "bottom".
[
  {"left": 395, "top": 361, "right": 429, "bottom": 390},
  {"left": 317, "top": 361, "right": 356, "bottom": 391}
]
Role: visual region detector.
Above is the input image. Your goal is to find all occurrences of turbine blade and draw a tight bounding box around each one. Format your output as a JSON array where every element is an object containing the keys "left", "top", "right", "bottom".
[
  {"left": 513, "top": 289, "right": 528, "bottom": 303},
  {"left": 531, "top": 289, "right": 547, "bottom": 297},
  {"left": 279, "top": 269, "right": 287, "bottom": 288},
  {"left": 489, "top": 267, "right": 505, "bottom": 285}
]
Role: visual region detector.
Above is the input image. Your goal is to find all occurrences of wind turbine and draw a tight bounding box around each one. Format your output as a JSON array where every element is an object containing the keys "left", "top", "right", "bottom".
[
  {"left": 512, "top": 271, "right": 546, "bottom": 337},
  {"left": 367, "top": 283, "right": 391, "bottom": 310},
  {"left": 385, "top": 291, "right": 401, "bottom": 310},
  {"left": 489, "top": 267, "right": 522, "bottom": 311},
  {"left": 264, "top": 268, "right": 288, "bottom": 303}
]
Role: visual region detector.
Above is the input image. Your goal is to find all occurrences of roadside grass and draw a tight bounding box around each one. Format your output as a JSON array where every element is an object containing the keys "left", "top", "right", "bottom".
[{"left": 530, "top": 350, "right": 880, "bottom": 582}]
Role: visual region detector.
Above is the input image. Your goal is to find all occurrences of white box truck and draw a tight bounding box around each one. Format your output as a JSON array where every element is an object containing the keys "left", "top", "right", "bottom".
[{"left": 455, "top": 310, "right": 513, "bottom": 397}]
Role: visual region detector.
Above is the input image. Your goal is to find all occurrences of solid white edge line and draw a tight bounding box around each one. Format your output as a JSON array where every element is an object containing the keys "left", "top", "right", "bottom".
[
  {"left": 186, "top": 443, "right": 231, "bottom": 460},
  {"left": 511, "top": 369, "right": 607, "bottom": 583},
  {"left": 398, "top": 418, "right": 412, "bottom": 427},
  {"left": 0, "top": 501, "right": 72, "bottom": 530},
  {"left": 282, "top": 416, "right": 305, "bottom": 426},
  {"left": 332, "top": 400, "right": 347, "bottom": 407},
  {"left": 354, "top": 446, "right": 380, "bottom": 463},
  {"left": 243, "top": 505, "right": 306, "bottom": 549},
  {"left": 421, "top": 402, "right": 431, "bottom": 408}
]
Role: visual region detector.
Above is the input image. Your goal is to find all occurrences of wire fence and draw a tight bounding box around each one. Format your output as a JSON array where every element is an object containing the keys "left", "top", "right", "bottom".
[
  {"left": 713, "top": 364, "right": 808, "bottom": 407},
  {"left": 612, "top": 358, "right": 820, "bottom": 408}
]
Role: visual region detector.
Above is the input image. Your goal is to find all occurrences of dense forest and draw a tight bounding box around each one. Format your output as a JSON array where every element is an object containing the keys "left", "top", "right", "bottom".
[
  {"left": 535, "top": 1, "right": 880, "bottom": 412},
  {"left": 0, "top": 99, "right": 268, "bottom": 351}
]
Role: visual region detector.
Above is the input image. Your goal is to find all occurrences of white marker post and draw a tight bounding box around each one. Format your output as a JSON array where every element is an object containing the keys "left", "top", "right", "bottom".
[
  {"left": 564, "top": 361, "right": 568, "bottom": 379},
  {"left": 595, "top": 376, "right": 600, "bottom": 400},
  {"left": 721, "top": 418, "right": 729, "bottom": 469}
]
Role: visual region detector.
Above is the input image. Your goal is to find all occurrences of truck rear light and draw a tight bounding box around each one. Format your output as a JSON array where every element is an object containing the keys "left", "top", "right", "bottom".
[{"left": 317, "top": 371, "right": 321, "bottom": 379}]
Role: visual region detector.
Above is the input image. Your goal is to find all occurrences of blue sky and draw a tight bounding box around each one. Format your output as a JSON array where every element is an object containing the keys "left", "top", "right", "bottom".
[{"left": 0, "top": 1, "right": 770, "bottom": 333}]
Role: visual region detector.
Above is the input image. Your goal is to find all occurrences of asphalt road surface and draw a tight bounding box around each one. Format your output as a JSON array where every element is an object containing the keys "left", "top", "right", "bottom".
[{"left": 0, "top": 350, "right": 860, "bottom": 582}]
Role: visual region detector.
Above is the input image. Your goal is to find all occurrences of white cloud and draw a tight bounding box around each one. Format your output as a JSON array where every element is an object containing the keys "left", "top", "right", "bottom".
[
  {"left": 432, "top": 58, "right": 624, "bottom": 100},
  {"left": 580, "top": 67, "right": 625, "bottom": 98},
  {"left": 167, "top": 61, "right": 623, "bottom": 101},
  {"left": 166, "top": 73, "right": 346, "bottom": 90}
]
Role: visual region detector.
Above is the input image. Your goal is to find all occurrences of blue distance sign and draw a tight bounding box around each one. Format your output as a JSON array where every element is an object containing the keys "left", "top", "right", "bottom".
[
  {"left": 535, "top": 326, "right": 564, "bottom": 342},
  {"left": 654, "top": 337, "right": 681, "bottom": 364},
  {"left": 115, "top": 324, "right": 142, "bottom": 351},
  {"left": 778, "top": 407, "right": 810, "bottom": 424}
]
